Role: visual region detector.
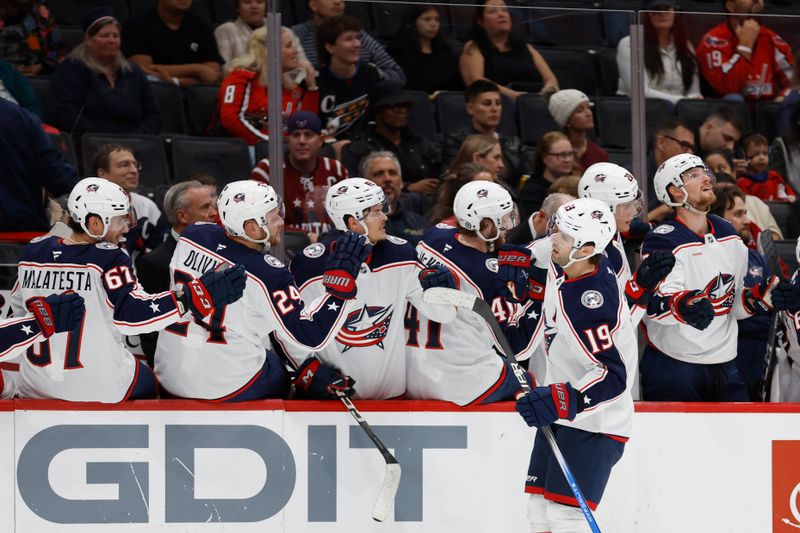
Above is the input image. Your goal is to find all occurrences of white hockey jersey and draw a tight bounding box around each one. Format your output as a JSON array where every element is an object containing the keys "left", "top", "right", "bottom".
[
  {"left": 11, "top": 236, "right": 183, "bottom": 402},
  {"left": 155, "top": 223, "right": 354, "bottom": 400},
  {"left": 287, "top": 235, "right": 455, "bottom": 399},
  {"left": 642, "top": 215, "right": 753, "bottom": 364}
]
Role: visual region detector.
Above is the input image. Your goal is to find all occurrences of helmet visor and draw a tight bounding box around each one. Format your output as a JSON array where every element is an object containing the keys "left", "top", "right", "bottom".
[
  {"left": 499, "top": 204, "right": 520, "bottom": 232},
  {"left": 615, "top": 191, "right": 644, "bottom": 221}
]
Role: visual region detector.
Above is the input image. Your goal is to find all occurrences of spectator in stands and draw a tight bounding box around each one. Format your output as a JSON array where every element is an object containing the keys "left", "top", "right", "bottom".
[
  {"left": 46, "top": 8, "right": 162, "bottom": 137},
  {"left": 219, "top": 26, "right": 318, "bottom": 145},
  {"left": 388, "top": 4, "right": 462, "bottom": 94},
  {"left": 343, "top": 84, "right": 441, "bottom": 192},
  {"left": 183, "top": 172, "right": 219, "bottom": 206},
  {"left": 0, "top": 58, "right": 43, "bottom": 116},
  {"left": 738, "top": 132, "right": 797, "bottom": 202},
  {"left": 710, "top": 182, "right": 771, "bottom": 400},
  {"left": 697, "top": 107, "right": 745, "bottom": 171},
  {"left": 548, "top": 89, "right": 608, "bottom": 172},
  {"left": 292, "top": 0, "right": 405, "bottom": 85},
  {"left": 528, "top": 192, "right": 575, "bottom": 240},
  {"left": 250, "top": 111, "right": 347, "bottom": 238},
  {"left": 0, "top": 0, "right": 65, "bottom": 75},
  {"left": 361, "top": 151, "right": 429, "bottom": 245},
  {"left": 0, "top": 98, "right": 78, "bottom": 232},
  {"left": 446, "top": 133, "right": 505, "bottom": 182},
  {"left": 459, "top": 0, "right": 558, "bottom": 100},
  {"left": 518, "top": 131, "right": 576, "bottom": 226},
  {"left": 696, "top": 0, "right": 793, "bottom": 104},
  {"left": 616, "top": 0, "right": 701, "bottom": 105},
  {"left": 428, "top": 163, "right": 494, "bottom": 226},
  {"left": 123, "top": 0, "right": 222, "bottom": 87},
  {"left": 547, "top": 174, "right": 581, "bottom": 197},
  {"left": 316, "top": 15, "right": 382, "bottom": 142},
  {"left": 776, "top": 51, "right": 800, "bottom": 139},
  {"left": 646, "top": 117, "right": 695, "bottom": 221},
  {"left": 92, "top": 144, "right": 168, "bottom": 260},
  {"left": 442, "top": 80, "right": 532, "bottom": 188},
  {"left": 136, "top": 180, "right": 217, "bottom": 294},
  {"left": 714, "top": 168, "right": 783, "bottom": 240}
]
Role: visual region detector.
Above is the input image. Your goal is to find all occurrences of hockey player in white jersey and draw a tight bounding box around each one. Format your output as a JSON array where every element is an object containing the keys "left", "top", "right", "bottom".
[
  {"left": 10, "top": 177, "right": 246, "bottom": 402},
  {"left": 287, "top": 178, "right": 457, "bottom": 399},
  {"left": 515, "top": 198, "right": 637, "bottom": 533},
  {"left": 156, "top": 180, "right": 371, "bottom": 401},
  {"left": 410, "top": 180, "right": 535, "bottom": 406},
  {"left": 640, "top": 154, "right": 795, "bottom": 401}
]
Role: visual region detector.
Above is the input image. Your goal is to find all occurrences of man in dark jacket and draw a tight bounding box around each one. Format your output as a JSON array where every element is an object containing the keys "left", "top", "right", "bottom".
[{"left": 0, "top": 98, "right": 78, "bottom": 232}]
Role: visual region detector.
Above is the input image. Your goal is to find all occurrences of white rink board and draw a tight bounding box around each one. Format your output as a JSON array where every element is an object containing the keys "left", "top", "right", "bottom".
[{"left": 5, "top": 401, "right": 800, "bottom": 532}]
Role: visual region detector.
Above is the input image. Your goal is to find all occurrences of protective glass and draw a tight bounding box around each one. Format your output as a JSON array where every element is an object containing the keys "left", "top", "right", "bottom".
[{"left": 681, "top": 167, "right": 712, "bottom": 183}]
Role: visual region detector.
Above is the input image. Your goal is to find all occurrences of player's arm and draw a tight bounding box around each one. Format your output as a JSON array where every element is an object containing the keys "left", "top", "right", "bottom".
[
  {"left": 1, "top": 293, "right": 85, "bottom": 360},
  {"left": 218, "top": 72, "right": 267, "bottom": 144}
]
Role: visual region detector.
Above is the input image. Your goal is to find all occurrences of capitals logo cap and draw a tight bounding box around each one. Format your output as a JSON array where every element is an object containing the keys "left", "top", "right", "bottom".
[{"left": 287, "top": 111, "right": 322, "bottom": 135}]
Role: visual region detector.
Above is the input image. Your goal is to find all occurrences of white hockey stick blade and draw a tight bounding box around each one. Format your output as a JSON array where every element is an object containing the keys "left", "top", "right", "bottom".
[
  {"left": 422, "top": 287, "right": 477, "bottom": 310},
  {"left": 372, "top": 462, "right": 401, "bottom": 522}
]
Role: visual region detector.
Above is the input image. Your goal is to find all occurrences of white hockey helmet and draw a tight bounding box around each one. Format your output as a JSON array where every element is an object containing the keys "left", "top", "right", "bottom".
[
  {"left": 218, "top": 180, "right": 283, "bottom": 244},
  {"left": 552, "top": 198, "right": 616, "bottom": 268},
  {"left": 453, "top": 181, "right": 517, "bottom": 243},
  {"left": 67, "top": 177, "right": 132, "bottom": 239},
  {"left": 325, "top": 178, "right": 386, "bottom": 238},
  {"left": 578, "top": 162, "right": 643, "bottom": 216},
  {"left": 653, "top": 154, "right": 712, "bottom": 212}
]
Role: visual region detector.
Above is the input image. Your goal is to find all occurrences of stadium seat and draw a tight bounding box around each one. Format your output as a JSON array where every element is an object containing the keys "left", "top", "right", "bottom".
[
  {"left": 254, "top": 140, "right": 269, "bottom": 165},
  {"left": 606, "top": 148, "right": 632, "bottom": 167},
  {"left": 27, "top": 76, "right": 51, "bottom": 106},
  {"left": 51, "top": 0, "right": 128, "bottom": 26},
  {"left": 755, "top": 101, "right": 782, "bottom": 142},
  {"left": 80, "top": 133, "right": 171, "bottom": 189},
  {"left": 130, "top": 0, "right": 211, "bottom": 22},
  {"left": 370, "top": 2, "right": 407, "bottom": 40},
  {"left": 775, "top": 239, "right": 798, "bottom": 274},
  {"left": 406, "top": 90, "right": 437, "bottom": 143},
  {"left": 0, "top": 242, "right": 24, "bottom": 291},
  {"left": 765, "top": 201, "right": 791, "bottom": 237},
  {"left": 47, "top": 132, "right": 79, "bottom": 169},
  {"left": 149, "top": 81, "right": 186, "bottom": 134},
  {"left": 212, "top": 0, "right": 237, "bottom": 23},
  {"left": 676, "top": 99, "right": 752, "bottom": 133},
  {"left": 537, "top": 48, "right": 601, "bottom": 97},
  {"left": 516, "top": 93, "right": 560, "bottom": 145},
  {"left": 595, "top": 97, "right": 673, "bottom": 150},
  {"left": 169, "top": 136, "right": 252, "bottom": 186},
  {"left": 434, "top": 91, "right": 517, "bottom": 139},
  {"left": 597, "top": 47, "right": 619, "bottom": 96},
  {"left": 528, "top": 8, "right": 605, "bottom": 48},
  {"left": 59, "top": 27, "right": 86, "bottom": 54},
  {"left": 184, "top": 84, "right": 220, "bottom": 136}
]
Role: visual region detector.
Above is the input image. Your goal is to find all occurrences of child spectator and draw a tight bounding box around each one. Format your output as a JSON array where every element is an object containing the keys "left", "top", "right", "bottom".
[
  {"left": 738, "top": 132, "right": 797, "bottom": 202},
  {"left": 0, "top": 0, "right": 65, "bottom": 75}
]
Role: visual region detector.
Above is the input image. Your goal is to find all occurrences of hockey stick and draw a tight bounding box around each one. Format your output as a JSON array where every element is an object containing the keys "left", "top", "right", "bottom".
[
  {"left": 422, "top": 287, "right": 602, "bottom": 533},
  {"left": 335, "top": 390, "right": 402, "bottom": 522},
  {"left": 759, "top": 231, "right": 784, "bottom": 402}
]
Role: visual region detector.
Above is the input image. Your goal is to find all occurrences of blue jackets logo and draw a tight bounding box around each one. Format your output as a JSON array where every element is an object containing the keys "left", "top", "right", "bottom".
[{"left": 336, "top": 304, "right": 393, "bottom": 350}]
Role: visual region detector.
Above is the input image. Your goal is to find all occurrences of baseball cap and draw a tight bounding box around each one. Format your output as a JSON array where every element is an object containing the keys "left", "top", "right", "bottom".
[{"left": 286, "top": 111, "right": 322, "bottom": 135}]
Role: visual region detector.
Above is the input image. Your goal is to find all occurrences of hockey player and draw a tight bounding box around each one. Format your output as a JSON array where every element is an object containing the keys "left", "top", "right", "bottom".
[
  {"left": 287, "top": 178, "right": 456, "bottom": 399},
  {"left": 514, "top": 197, "right": 637, "bottom": 533},
  {"left": 640, "top": 154, "right": 795, "bottom": 401},
  {"left": 156, "top": 180, "right": 370, "bottom": 401},
  {"left": 10, "top": 177, "right": 246, "bottom": 402},
  {"left": 409, "top": 180, "right": 533, "bottom": 405}
]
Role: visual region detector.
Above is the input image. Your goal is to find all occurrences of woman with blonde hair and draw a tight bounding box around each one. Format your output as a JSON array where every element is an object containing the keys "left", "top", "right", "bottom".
[
  {"left": 46, "top": 7, "right": 161, "bottom": 136},
  {"left": 447, "top": 133, "right": 506, "bottom": 181},
  {"left": 218, "top": 25, "right": 318, "bottom": 145}
]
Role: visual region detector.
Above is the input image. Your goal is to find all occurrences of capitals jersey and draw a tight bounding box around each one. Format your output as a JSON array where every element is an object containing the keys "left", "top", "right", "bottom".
[
  {"left": 642, "top": 215, "right": 753, "bottom": 365},
  {"left": 410, "top": 225, "right": 534, "bottom": 406},
  {"left": 288, "top": 235, "right": 454, "bottom": 399},
  {"left": 155, "top": 223, "right": 354, "bottom": 400},
  {"left": 541, "top": 256, "right": 637, "bottom": 437},
  {"left": 697, "top": 22, "right": 793, "bottom": 102},
  {"left": 318, "top": 62, "right": 382, "bottom": 138},
  {"left": 10, "top": 237, "right": 183, "bottom": 402}
]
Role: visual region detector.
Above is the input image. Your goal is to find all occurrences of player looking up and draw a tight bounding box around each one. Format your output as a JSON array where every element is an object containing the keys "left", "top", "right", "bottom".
[
  {"left": 515, "top": 198, "right": 637, "bottom": 533},
  {"left": 156, "top": 180, "right": 370, "bottom": 401},
  {"left": 10, "top": 177, "right": 246, "bottom": 402}
]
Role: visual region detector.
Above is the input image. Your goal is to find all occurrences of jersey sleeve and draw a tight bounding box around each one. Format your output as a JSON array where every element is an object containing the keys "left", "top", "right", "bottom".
[
  {"left": 560, "top": 292, "right": 627, "bottom": 411},
  {"left": 0, "top": 316, "right": 42, "bottom": 361},
  {"left": 103, "top": 251, "right": 183, "bottom": 335},
  {"left": 218, "top": 70, "right": 267, "bottom": 144},
  {"left": 696, "top": 28, "right": 752, "bottom": 96}
]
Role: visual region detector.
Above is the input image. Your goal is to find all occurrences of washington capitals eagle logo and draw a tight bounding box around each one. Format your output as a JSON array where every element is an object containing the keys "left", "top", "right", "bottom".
[
  {"left": 336, "top": 304, "right": 393, "bottom": 351},
  {"left": 702, "top": 273, "right": 736, "bottom": 314}
]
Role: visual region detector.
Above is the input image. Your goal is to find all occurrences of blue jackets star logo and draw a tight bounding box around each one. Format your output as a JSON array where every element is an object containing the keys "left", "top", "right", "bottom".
[{"left": 336, "top": 305, "right": 393, "bottom": 351}]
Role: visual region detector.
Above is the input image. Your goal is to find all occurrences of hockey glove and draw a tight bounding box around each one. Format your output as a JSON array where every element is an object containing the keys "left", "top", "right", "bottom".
[
  {"left": 496, "top": 244, "right": 532, "bottom": 303},
  {"left": 621, "top": 217, "right": 653, "bottom": 240},
  {"left": 26, "top": 293, "right": 85, "bottom": 338},
  {"left": 177, "top": 264, "right": 247, "bottom": 319},
  {"left": 668, "top": 290, "right": 715, "bottom": 330},
  {"left": 323, "top": 232, "right": 371, "bottom": 300},
  {"left": 515, "top": 382, "right": 580, "bottom": 428},
  {"left": 419, "top": 264, "right": 457, "bottom": 290},
  {"left": 747, "top": 275, "right": 795, "bottom": 313},
  {"left": 625, "top": 251, "right": 675, "bottom": 308},
  {"left": 293, "top": 357, "right": 355, "bottom": 400}
]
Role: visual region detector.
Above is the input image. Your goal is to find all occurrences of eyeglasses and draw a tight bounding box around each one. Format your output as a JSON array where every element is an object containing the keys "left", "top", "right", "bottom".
[
  {"left": 663, "top": 135, "right": 696, "bottom": 153},
  {"left": 114, "top": 160, "right": 142, "bottom": 171},
  {"left": 547, "top": 151, "right": 577, "bottom": 161}
]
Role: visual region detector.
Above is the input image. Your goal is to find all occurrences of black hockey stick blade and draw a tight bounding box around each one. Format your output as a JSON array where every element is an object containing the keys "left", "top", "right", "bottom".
[
  {"left": 336, "top": 391, "right": 401, "bottom": 522},
  {"left": 758, "top": 230, "right": 784, "bottom": 401}
]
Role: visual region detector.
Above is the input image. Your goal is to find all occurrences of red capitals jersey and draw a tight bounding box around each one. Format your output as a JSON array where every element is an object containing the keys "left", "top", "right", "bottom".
[
  {"left": 250, "top": 157, "right": 348, "bottom": 234},
  {"left": 697, "top": 22, "right": 793, "bottom": 103},
  {"left": 218, "top": 69, "right": 319, "bottom": 145}
]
